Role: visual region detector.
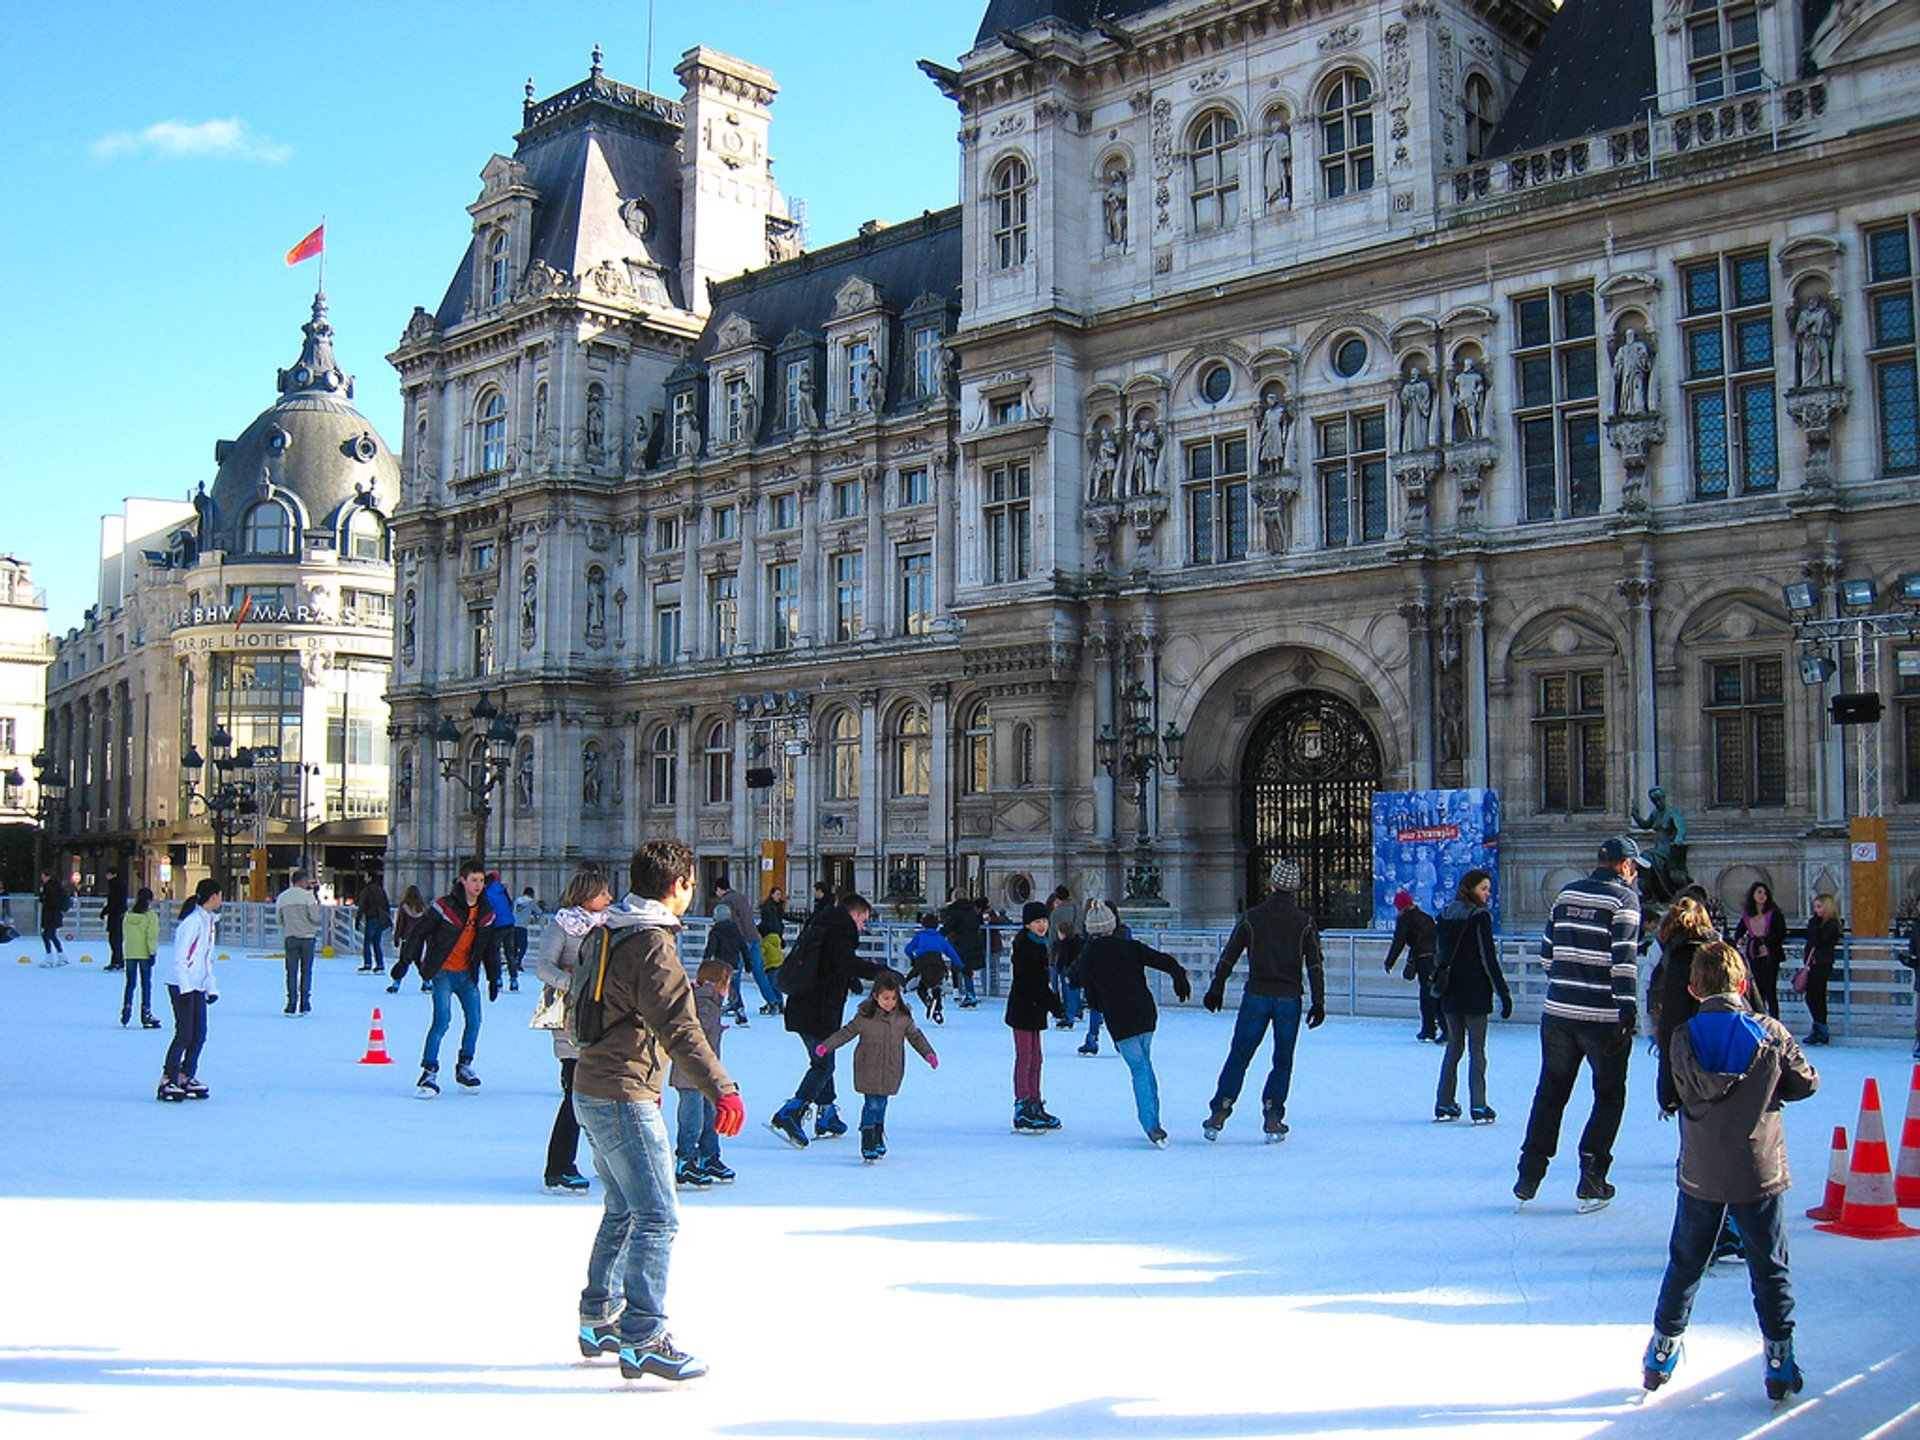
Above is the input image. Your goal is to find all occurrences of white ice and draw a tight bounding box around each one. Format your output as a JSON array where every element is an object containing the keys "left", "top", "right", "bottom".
[{"left": 3, "top": 934, "right": 1918, "bottom": 1439}]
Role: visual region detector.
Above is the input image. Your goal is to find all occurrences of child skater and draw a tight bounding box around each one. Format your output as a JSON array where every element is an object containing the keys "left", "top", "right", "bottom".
[
  {"left": 703, "top": 904, "right": 751, "bottom": 1027},
  {"left": 120, "top": 887, "right": 161, "bottom": 1029},
  {"left": 904, "top": 912, "right": 964, "bottom": 1024},
  {"left": 157, "top": 879, "right": 222, "bottom": 1101},
  {"left": 1006, "top": 900, "right": 1065, "bottom": 1131},
  {"left": 816, "top": 970, "right": 937, "bottom": 1161},
  {"left": 671, "top": 959, "right": 736, "bottom": 1186},
  {"left": 1641, "top": 940, "right": 1818, "bottom": 1404}
]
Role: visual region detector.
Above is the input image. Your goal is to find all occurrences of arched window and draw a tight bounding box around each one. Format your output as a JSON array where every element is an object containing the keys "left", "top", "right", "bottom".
[
  {"left": 487, "top": 230, "right": 511, "bottom": 308},
  {"left": 650, "top": 726, "right": 677, "bottom": 806},
  {"left": 344, "top": 508, "right": 386, "bottom": 562},
  {"left": 962, "top": 701, "right": 993, "bottom": 795},
  {"left": 825, "top": 709, "right": 861, "bottom": 800},
  {"left": 240, "top": 501, "right": 294, "bottom": 555},
  {"left": 1463, "top": 73, "right": 1497, "bottom": 163},
  {"left": 1318, "top": 70, "right": 1375, "bottom": 199},
  {"left": 478, "top": 389, "right": 507, "bottom": 472},
  {"left": 989, "top": 156, "right": 1031, "bottom": 270},
  {"left": 702, "top": 719, "right": 732, "bottom": 805},
  {"left": 1189, "top": 109, "right": 1242, "bottom": 232},
  {"left": 892, "top": 703, "right": 931, "bottom": 797},
  {"left": 1013, "top": 721, "right": 1036, "bottom": 788}
]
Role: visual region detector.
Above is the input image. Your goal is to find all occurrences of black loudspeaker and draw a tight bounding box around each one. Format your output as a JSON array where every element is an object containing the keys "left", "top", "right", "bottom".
[
  {"left": 1829, "top": 692, "right": 1884, "bottom": 725},
  {"left": 744, "top": 766, "right": 778, "bottom": 789}
]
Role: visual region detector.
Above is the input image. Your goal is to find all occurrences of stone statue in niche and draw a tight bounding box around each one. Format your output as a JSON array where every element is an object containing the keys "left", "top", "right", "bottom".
[
  {"left": 401, "top": 589, "right": 417, "bottom": 659},
  {"left": 740, "top": 385, "right": 759, "bottom": 443},
  {"left": 1256, "top": 393, "right": 1291, "bottom": 474},
  {"left": 1450, "top": 358, "right": 1489, "bottom": 442},
  {"left": 1087, "top": 422, "right": 1120, "bottom": 502},
  {"left": 795, "top": 365, "right": 819, "bottom": 429},
  {"left": 861, "top": 356, "right": 884, "bottom": 413},
  {"left": 396, "top": 751, "right": 413, "bottom": 815},
  {"left": 520, "top": 562, "right": 538, "bottom": 639},
  {"left": 1256, "top": 474, "right": 1299, "bottom": 553},
  {"left": 1262, "top": 117, "right": 1293, "bottom": 207},
  {"left": 674, "top": 406, "right": 702, "bottom": 458},
  {"left": 585, "top": 569, "right": 607, "bottom": 640},
  {"left": 1791, "top": 294, "right": 1838, "bottom": 389},
  {"left": 534, "top": 385, "right": 550, "bottom": 440},
  {"left": 582, "top": 746, "right": 603, "bottom": 808},
  {"left": 1124, "top": 412, "right": 1163, "bottom": 496},
  {"left": 1102, "top": 165, "right": 1129, "bottom": 248},
  {"left": 1610, "top": 327, "right": 1655, "bottom": 418},
  {"left": 1398, "top": 367, "right": 1434, "bottom": 452},
  {"left": 586, "top": 388, "right": 606, "bottom": 453},
  {"left": 630, "top": 412, "right": 650, "bottom": 468},
  {"left": 514, "top": 746, "right": 534, "bottom": 809}
]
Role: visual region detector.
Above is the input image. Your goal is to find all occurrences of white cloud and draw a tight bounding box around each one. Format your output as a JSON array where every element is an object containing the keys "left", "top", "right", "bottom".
[{"left": 91, "top": 118, "right": 292, "bottom": 164}]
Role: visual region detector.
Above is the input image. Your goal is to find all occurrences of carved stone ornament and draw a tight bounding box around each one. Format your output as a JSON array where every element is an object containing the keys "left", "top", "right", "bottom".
[
  {"left": 621, "top": 197, "right": 654, "bottom": 240},
  {"left": 1605, "top": 414, "right": 1666, "bottom": 514},
  {"left": 1784, "top": 386, "right": 1850, "bottom": 496},
  {"left": 1319, "top": 23, "right": 1362, "bottom": 51}
]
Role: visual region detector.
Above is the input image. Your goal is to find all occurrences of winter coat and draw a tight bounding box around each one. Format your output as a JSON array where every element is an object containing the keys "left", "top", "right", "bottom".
[
  {"left": 704, "top": 909, "right": 747, "bottom": 966},
  {"left": 1047, "top": 898, "right": 1082, "bottom": 962},
  {"left": 1802, "top": 914, "right": 1842, "bottom": 972},
  {"left": 535, "top": 906, "right": 605, "bottom": 1061},
  {"left": 1669, "top": 993, "right": 1818, "bottom": 1203},
  {"left": 1653, "top": 931, "right": 1710, "bottom": 1113},
  {"left": 1734, "top": 906, "right": 1788, "bottom": 979},
  {"left": 1212, "top": 891, "right": 1326, "bottom": 1005},
  {"left": 940, "top": 898, "right": 987, "bottom": 970},
  {"left": 157, "top": 906, "right": 220, "bottom": 997},
  {"left": 105, "top": 874, "right": 129, "bottom": 919},
  {"left": 483, "top": 880, "right": 514, "bottom": 929},
  {"left": 572, "top": 896, "right": 736, "bottom": 1106},
  {"left": 1384, "top": 905, "right": 1438, "bottom": 971},
  {"left": 393, "top": 902, "right": 428, "bottom": 945},
  {"left": 1005, "top": 928, "right": 1064, "bottom": 1031},
  {"left": 275, "top": 884, "right": 325, "bottom": 940},
  {"left": 905, "top": 928, "right": 963, "bottom": 989},
  {"left": 714, "top": 888, "right": 758, "bottom": 945},
  {"left": 1077, "top": 935, "right": 1190, "bottom": 1042},
  {"left": 669, "top": 981, "right": 726, "bottom": 1091},
  {"left": 1539, "top": 869, "right": 1640, "bottom": 1027},
  {"left": 512, "top": 894, "right": 541, "bottom": 929},
  {"left": 757, "top": 897, "right": 787, "bottom": 937},
  {"left": 123, "top": 908, "right": 160, "bottom": 962},
  {"left": 1433, "top": 901, "right": 1508, "bottom": 1017},
  {"left": 356, "top": 880, "right": 391, "bottom": 928},
  {"left": 38, "top": 879, "right": 67, "bottom": 929},
  {"left": 781, "top": 905, "right": 881, "bottom": 1038},
  {"left": 821, "top": 999, "right": 934, "bottom": 1096},
  {"left": 401, "top": 889, "right": 503, "bottom": 986}
]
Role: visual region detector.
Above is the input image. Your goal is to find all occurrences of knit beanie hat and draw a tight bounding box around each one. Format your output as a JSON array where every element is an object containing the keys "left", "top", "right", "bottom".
[
  {"left": 1268, "top": 857, "right": 1301, "bottom": 892},
  {"left": 1393, "top": 891, "right": 1413, "bottom": 912},
  {"left": 1084, "top": 899, "right": 1117, "bottom": 935},
  {"left": 1022, "top": 900, "right": 1050, "bottom": 925}
]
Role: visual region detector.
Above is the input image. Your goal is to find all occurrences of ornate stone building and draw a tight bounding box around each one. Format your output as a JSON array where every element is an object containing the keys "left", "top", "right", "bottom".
[
  {"left": 46, "top": 297, "right": 399, "bottom": 899},
  {"left": 391, "top": 3, "right": 1920, "bottom": 929},
  {"left": 0, "top": 556, "right": 52, "bottom": 888}
]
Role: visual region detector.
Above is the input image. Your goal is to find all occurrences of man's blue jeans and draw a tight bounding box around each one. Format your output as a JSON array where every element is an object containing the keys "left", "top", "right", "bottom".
[
  {"left": 422, "top": 968, "right": 482, "bottom": 1069},
  {"left": 1209, "top": 993, "right": 1303, "bottom": 1119},
  {"left": 1653, "top": 1190, "right": 1794, "bottom": 1342},
  {"left": 673, "top": 1088, "right": 719, "bottom": 1165},
  {"left": 362, "top": 920, "right": 388, "bottom": 970},
  {"left": 573, "top": 1092, "right": 678, "bottom": 1346},
  {"left": 1114, "top": 1031, "right": 1161, "bottom": 1134}
]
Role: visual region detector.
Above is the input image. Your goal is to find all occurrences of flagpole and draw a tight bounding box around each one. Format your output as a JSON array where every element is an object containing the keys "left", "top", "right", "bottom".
[{"left": 319, "top": 213, "right": 328, "bottom": 295}]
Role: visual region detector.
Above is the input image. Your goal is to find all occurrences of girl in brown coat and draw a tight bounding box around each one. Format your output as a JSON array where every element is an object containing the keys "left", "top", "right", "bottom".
[{"left": 816, "top": 972, "right": 938, "bottom": 1162}]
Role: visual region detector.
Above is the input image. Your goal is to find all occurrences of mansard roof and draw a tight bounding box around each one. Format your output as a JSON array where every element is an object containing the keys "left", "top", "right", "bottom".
[
  {"left": 973, "top": 0, "right": 1163, "bottom": 49},
  {"left": 694, "top": 208, "right": 962, "bottom": 365},
  {"left": 1483, "top": 0, "right": 1657, "bottom": 158}
]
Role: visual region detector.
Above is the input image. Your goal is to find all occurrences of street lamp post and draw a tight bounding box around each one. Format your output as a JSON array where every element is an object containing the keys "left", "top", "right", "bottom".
[
  {"left": 181, "top": 726, "right": 256, "bottom": 893},
  {"left": 432, "top": 692, "right": 518, "bottom": 866},
  {"left": 29, "top": 750, "right": 70, "bottom": 893},
  {"left": 1095, "top": 678, "right": 1185, "bottom": 905}
]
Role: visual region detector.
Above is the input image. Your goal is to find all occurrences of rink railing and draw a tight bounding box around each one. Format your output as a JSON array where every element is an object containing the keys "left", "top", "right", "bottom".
[{"left": 11, "top": 894, "right": 1915, "bottom": 1043}]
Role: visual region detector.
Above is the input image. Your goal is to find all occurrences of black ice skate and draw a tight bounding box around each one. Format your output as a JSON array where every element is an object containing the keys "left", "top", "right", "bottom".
[
  {"left": 1262, "top": 1102, "right": 1289, "bottom": 1143},
  {"left": 578, "top": 1320, "right": 620, "bottom": 1359},
  {"left": 860, "top": 1126, "right": 882, "bottom": 1163},
  {"left": 1434, "top": 1103, "right": 1462, "bottom": 1122},
  {"left": 1471, "top": 1106, "right": 1497, "bottom": 1125},
  {"left": 1764, "top": 1338, "right": 1804, "bottom": 1404},
  {"left": 416, "top": 1067, "right": 440, "bottom": 1099},
  {"left": 1641, "top": 1333, "right": 1681, "bottom": 1392},
  {"left": 617, "top": 1331, "right": 708, "bottom": 1382},
  {"left": 1202, "top": 1099, "right": 1233, "bottom": 1141},
  {"left": 157, "top": 1074, "right": 186, "bottom": 1102},
  {"left": 454, "top": 1062, "right": 481, "bottom": 1089},
  {"left": 1575, "top": 1162, "right": 1615, "bottom": 1214},
  {"left": 179, "top": 1075, "right": 209, "bottom": 1100}
]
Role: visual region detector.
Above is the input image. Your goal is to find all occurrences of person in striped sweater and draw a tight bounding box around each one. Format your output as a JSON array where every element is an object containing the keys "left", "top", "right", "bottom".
[{"left": 1515, "top": 834, "right": 1644, "bottom": 1207}]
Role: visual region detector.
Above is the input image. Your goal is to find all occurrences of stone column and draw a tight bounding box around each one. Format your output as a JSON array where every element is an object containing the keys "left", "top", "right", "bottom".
[
  {"left": 1460, "top": 585, "right": 1490, "bottom": 790},
  {"left": 673, "top": 705, "right": 695, "bottom": 843},
  {"left": 1398, "top": 596, "right": 1434, "bottom": 790},
  {"left": 799, "top": 479, "right": 823, "bottom": 647},
  {"left": 857, "top": 688, "right": 881, "bottom": 888},
  {"left": 933, "top": 456, "right": 958, "bottom": 618},
  {"left": 1089, "top": 628, "right": 1118, "bottom": 849},
  {"left": 1617, "top": 566, "right": 1658, "bottom": 802},
  {"left": 738, "top": 489, "right": 761, "bottom": 659},
  {"left": 680, "top": 502, "right": 701, "bottom": 661},
  {"left": 928, "top": 680, "right": 952, "bottom": 901},
  {"left": 1806, "top": 556, "right": 1847, "bottom": 826}
]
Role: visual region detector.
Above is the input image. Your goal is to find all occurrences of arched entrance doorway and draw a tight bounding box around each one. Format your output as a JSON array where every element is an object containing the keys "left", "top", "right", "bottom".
[{"left": 1240, "top": 690, "right": 1383, "bottom": 928}]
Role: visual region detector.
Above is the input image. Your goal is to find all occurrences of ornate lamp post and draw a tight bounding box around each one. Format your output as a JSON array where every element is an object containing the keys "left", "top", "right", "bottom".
[
  {"left": 29, "top": 750, "right": 70, "bottom": 889},
  {"left": 432, "top": 692, "right": 518, "bottom": 865},
  {"left": 1095, "top": 678, "right": 1185, "bottom": 905},
  {"left": 181, "top": 726, "right": 256, "bottom": 892}
]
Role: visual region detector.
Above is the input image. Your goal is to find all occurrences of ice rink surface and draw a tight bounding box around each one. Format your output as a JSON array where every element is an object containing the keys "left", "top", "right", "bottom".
[{"left": 3, "top": 934, "right": 1917, "bottom": 1438}]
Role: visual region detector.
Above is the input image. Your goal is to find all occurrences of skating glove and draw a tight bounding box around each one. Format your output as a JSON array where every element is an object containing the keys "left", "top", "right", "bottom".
[
  {"left": 1202, "top": 984, "right": 1224, "bottom": 1013},
  {"left": 1173, "top": 976, "right": 1192, "bottom": 1003},
  {"left": 205, "top": 992, "right": 219, "bottom": 1004},
  {"left": 1306, "top": 1002, "right": 1325, "bottom": 1029},
  {"left": 714, "top": 1093, "right": 745, "bottom": 1137},
  {"left": 1618, "top": 1003, "right": 1638, "bottom": 1035},
  {"left": 1499, "top": 993, "right": 1513, "bottom": 1021},
  {"left": 487, "top": 981, "right": 500, "bottom": 1002},
  {"left": 814, "top": 1043, "right": 829, "bottom": 1057},
  {"left": 1401, "top": 961, "right": 1416, "bottom": 980},
  {"left": 927, "top": 1053, "right": 939, "bottom": 1069}
]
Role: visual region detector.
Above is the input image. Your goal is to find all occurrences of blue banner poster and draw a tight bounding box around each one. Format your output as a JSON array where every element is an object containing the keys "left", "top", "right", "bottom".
[{"left": 1371, "top": 789, "right": 1502, "bottom": 931}]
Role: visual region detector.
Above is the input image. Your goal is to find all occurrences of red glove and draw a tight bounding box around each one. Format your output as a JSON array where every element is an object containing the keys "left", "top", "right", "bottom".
[
  {"left": 927, "top": 1053, "right": 939, "bottom": 1069},
  {"left": 814, "top": 1043, "right": 829, "bottom": 1057},
  {"left": 715, "top": 1093, "right": 745, "bottom": 1137}
]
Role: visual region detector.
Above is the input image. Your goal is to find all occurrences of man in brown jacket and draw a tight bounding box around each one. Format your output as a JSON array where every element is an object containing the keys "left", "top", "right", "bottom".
[
  {"left": 572, "top": 839, "right": 744, "bottom": 1384},
  {"left": 1641, "top": 940, "right": 1817, "bottom": 1404}
]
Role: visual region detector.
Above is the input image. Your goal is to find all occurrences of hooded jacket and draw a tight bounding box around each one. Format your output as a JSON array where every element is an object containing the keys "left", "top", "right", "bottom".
[
  {"left": 1078, "top": 934, "right": 1191, "bottom": 1041},
  {"left": 820, "top": 997, "right": 935, "bottom": 1096},
  {"left": 157, "top": 904, "right": 220, "bottom": 997},
  {"left": 402, "top": 888, "right": 503, "bottom": 985},
  {"left": 1433, "top": 900, "right": 1509, "bottom": 1017},
  {"left": 1669, "top": 992, "right": 1818, "bottom": 1203}
]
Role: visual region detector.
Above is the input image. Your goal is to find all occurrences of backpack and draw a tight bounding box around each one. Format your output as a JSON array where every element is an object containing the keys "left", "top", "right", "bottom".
[
  {"left": 776, "top": 917, "right": 826, "bottom": 996},
  {"left": 568, "top": 929, "right": 617, "bottom": 1047}
]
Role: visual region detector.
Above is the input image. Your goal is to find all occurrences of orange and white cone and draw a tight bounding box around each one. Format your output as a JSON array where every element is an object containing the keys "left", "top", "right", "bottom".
[
  {"left": 1816, "top": 1078, "right": 1920, "bottom": 1239},
  {"left": 1805, "top": 1125, "right": 1849, "bottom": 1221},
  {"left": 1896, "top": 1064, "right": 1920, "bottom": 1209},
  {"left": 357, "top": 1007, "right": 395, "bottom": 1066}
]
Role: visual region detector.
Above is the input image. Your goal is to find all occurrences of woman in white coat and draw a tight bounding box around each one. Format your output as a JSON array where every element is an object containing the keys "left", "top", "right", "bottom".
[{"left": 157, "top": 879, "right": 222, "bottom": 1101}]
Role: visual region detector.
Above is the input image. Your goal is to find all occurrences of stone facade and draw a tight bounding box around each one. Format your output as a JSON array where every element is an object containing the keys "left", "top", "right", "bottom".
[
  {"left": 389, "top": 4, "right": 1920, "bottom": 929},
  {"left": 0, "top": 557, "right": 52, "bottom": 875}
]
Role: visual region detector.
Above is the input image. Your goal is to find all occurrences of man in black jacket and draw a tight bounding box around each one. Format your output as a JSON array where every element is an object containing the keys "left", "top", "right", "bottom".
[
  {"left": 769, "top": 893, "right": 880, "bottom": 1147},
  {"left": 1201, "top": 858, "right": 1326, "bottom": 1142},
  {"left": 104, "top": 867, "right": 129, "bottom": 971},
  {"left": 399, "top": 859, "right": 503, "bottom": 1096},
  {"left": 1384, "top": 891, "right": 1443, "bottom": 1042},
  {"left": 941, "top": 888, "right": 986, "bottom": 1008}
]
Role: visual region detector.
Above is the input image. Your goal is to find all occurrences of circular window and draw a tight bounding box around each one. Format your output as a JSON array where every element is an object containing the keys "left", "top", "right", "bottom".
[
  {"left": 1006, "top": 872, "right": 1033, "bottom": 906},
  {"left": 1332, "top": 335, "right": 1369, "bottom": 378},
  {"left": 1199, "top": 362, "right": 1232, "bottom": 404}
]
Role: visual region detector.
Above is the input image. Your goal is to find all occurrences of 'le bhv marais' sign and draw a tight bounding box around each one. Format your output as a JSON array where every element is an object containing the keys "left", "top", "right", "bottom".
[{"left": 169, "top": 596, "right": 338, "bottom": 655}]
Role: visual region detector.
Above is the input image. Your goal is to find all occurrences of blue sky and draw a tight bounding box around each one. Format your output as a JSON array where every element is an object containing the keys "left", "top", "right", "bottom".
[{"left": 3, "top": 1, "right": 982, "bottom": 634}]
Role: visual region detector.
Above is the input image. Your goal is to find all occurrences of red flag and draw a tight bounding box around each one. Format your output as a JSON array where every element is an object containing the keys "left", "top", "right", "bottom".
[{"left": 286, "top": 224, "right": 325, "bottom": 266}]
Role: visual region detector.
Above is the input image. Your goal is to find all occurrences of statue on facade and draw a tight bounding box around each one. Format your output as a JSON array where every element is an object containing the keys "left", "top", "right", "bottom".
[
  {"left": 585, "top": 570, "right": 607, "bottom": 641},
  {"left": 514, "top": 746, "right": 534, "bottom": 809},
  {"left": 1124, "top": 412, "right": 1163, "bottom": 496},
  {"left": 1102, "top": 165, "right": 1129, "bottom": 248},
  {"left": 1398, "top": 367, "right": 1434, "bottom": 452},
  {"left": 673, "top": 406, "right": 702, "bottom": 458},
  {"left": 520, "top": 562, "right": 538, "bottom": 639},
  {"left": 861, "top": 355, "right": 885, "bottom": 414},
  {"left": 1262, "top": 117, "right": 1293, "bottom": 207},
  {"left": 582, "top": 745, "right": 603, "bottom": 808},
  {"left": 1256, "top": 393, "right": 1291, "bottom": 474},
  {"left": 1087, "top": 422, "right": 1121, "bottom": 502},
  {"left": 1791, "top": 294, "right": 1838, "bottom": 389},
  {"left": 585, "top": 387, "right": 606, "bottom": 453},
  {"left": 1630, "top": 785, "right": 1692, "bottom": 904},
  {"left": 1451, "top": 358, "right": 1489, "bottom": 442},
  {"left": 401, "top": 588, "right": 417, "bottom": 659},
  {"left": 534, "top": 385, "right": 550, "bottom": 441},
  {"left": 1610, "top": 327, "right": 1655, "bottom": 417},
  {"left": 794, "top": 365, "right": 819, "bottom": 429},
  {"left": 1256, "top": 474, "right": 1299, "bottom": 553},
  {"left": 396, "top": 751, "right": 413, "bottom": 815},
  {"left": 739, "top": 384, "right": 760, "bottom": 444}
]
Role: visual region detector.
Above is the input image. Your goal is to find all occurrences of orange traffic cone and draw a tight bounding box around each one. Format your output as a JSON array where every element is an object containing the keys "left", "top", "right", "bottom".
[
  {"left": 1896, "top": 1064, "right": 1920, "bottom": 1209},
  {"left": 1816, "top": 1078, "right": 1920, "bottom": 1239},
  {"left": 1805, "top": 1125, "right": 1849, "bottom": 1221},
  {"left": 357, "top": 1007, "right": 395, "bottom": 1066}
]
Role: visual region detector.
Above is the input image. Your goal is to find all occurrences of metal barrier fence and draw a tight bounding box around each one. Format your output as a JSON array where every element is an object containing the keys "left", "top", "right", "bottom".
[{"left": 11, "top": 895, "right": 1913, "bottom": 1044}]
